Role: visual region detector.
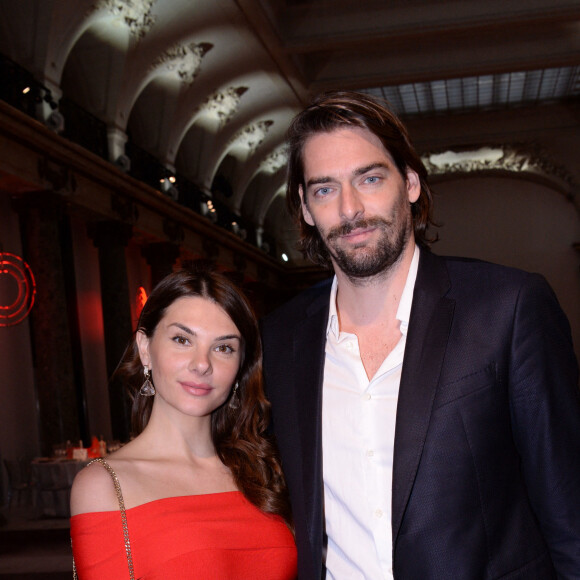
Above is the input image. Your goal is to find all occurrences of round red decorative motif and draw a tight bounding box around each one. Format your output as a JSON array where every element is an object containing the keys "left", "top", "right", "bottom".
[{"left": 0, "top": 252, "right": 36, "bottom": 327}]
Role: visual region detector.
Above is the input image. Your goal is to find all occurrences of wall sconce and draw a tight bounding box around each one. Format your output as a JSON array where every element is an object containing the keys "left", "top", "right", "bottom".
[
  {"left": 159, "top": 175, "right": 178, "bottom": 200},
  {"left": 115, "top": 154, "right": 131, "bottom": 173},
  {"left": 231, "top": 221, "right": 247, "bottom": 240},
  {"left": 200, "top": 199, "right": 218, "bottom": 223}
]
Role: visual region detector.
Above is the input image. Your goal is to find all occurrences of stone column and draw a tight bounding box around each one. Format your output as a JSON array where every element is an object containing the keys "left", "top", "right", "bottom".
[
  {"left": 88, "top": 221, "right": 133, "bottom": 442},
  {"left": 141, "top": 242, "right": 180, "bottom": 288},
  {"left": 13, "top": 193, "right": 81, "bottom": 455}
]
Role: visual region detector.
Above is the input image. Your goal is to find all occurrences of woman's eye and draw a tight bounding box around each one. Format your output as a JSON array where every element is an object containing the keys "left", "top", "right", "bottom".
[
  {"left": 172, "top": 335, "right": 189, "bottom": 345},
  {"left": 215, "top": 344, "right": 234, "bottom": 354}
]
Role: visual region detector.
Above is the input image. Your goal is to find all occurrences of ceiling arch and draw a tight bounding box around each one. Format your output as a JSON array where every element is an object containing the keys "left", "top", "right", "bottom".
[
  {"left": 196, "top": 97, "right": 296, "bottom": 192},
  {"left": 245, "top": 170, "right": 288, "bottom": 228},
  {"left": 165, "top": 68, "right": 294, "bottom": 167},
  {"left": 61, "top": 21, "right": 131, "bottom": 123},
  {"left": 231, "top": 138, "right": 288, "bottom": 214}
]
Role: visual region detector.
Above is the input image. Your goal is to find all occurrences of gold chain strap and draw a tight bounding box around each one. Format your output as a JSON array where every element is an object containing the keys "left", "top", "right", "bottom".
[{"left": 71, "top": 457, "right": 135, "bottom": 579}]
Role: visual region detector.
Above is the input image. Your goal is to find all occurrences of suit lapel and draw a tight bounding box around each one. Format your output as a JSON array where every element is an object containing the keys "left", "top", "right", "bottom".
[
  {"left": 292, "top": 284, "right": 331, "bottom": 557},
  {"left": 392, "top": 250, "right": 455, "bottom": 543}
]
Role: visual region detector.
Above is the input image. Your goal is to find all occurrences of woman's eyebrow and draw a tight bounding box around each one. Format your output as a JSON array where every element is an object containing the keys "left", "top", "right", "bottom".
[
  {"left": 168, "top": 323, "right": 240, "bottom": 343},
  {"left": 168, "top": 322, "right": 194, "bottom": 335},
  {"left": 214, "top": 334, "right": 241, "bottom": 342}
]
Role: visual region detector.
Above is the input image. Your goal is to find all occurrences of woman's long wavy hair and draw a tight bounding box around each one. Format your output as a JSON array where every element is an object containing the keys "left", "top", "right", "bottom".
[
  {"left": 286, "top": 90, "right": 438, "bottom": 269},
  {"left": 114, "top": 263, "right": 293, "bottom": 528}
]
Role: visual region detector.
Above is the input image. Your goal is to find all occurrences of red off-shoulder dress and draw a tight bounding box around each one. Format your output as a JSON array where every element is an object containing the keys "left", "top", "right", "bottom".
[{"left": 71, "top": 491, "right": 297, "bottom": 579}]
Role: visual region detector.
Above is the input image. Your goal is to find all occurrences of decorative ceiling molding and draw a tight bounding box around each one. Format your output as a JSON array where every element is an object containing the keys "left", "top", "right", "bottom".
[
  {"left": 423, "top": 145, "right": 578, "bottom": 200},
  {"left": 153, "top": 42, "right": 213, "bottom": 85},
  {"left": 231, "top": 120, "right": 274, "bottom": 155},
  {"left": 259, "top": 145, "right": 288, "bottom": 174},
  {"left": 199, "top": 86, "right": 248, "bottom": 127},
  {"left": 95, "top": 0, "right": 157, "bottom": 39}
]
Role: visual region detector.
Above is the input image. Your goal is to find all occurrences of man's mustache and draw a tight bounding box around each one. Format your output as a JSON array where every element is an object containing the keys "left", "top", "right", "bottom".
[{"left": 327, "top": 217, "right": 390, "bottom": 241}]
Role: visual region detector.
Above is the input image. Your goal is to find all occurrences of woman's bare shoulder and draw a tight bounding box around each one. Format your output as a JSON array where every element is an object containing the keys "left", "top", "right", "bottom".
[{"left": 70, "top": 460, "right": 120, "bottom": 516}]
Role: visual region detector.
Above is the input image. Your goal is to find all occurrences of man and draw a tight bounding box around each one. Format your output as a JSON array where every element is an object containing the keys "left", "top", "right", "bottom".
[{"left": 261, "top": 91, "right": 580, "bottom": 579}]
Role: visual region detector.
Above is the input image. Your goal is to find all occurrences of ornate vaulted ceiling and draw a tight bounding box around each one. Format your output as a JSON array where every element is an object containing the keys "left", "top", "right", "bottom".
[{"left": 0, "top": 0, "right": 579, "bottom": 265}]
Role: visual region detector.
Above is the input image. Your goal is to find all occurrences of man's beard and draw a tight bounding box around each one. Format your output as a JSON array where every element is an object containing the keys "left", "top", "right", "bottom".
[{"left": 323, "top": 211, "right": 411, "bottom": 280}]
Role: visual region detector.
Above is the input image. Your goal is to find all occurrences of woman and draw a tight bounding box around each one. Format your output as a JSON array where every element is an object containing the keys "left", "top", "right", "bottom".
[{"left": 70, "top": 265, "right": 296, "bottom": 579}]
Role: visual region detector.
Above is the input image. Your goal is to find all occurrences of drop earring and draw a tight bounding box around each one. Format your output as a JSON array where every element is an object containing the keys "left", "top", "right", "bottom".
[
  {"left": 228, "top": 381, "right": 240, "bottom": 410},
  {"left": 139, "top": 366, "right": 156, "bottom": 397}
]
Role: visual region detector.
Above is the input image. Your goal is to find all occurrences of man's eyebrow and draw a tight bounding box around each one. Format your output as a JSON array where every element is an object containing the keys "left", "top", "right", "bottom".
[
  {"left": 305, "top": 176, "right": 334, "bottom": 188},
  {"left": 352, "top": 162, "right": 389, "bottom": 177},
  {"left": 305, "top": 162, "right": 389, "bottom": 188}
]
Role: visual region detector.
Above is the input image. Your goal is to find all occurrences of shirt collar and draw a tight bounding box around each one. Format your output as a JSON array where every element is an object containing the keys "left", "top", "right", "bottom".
[
  {"left": 327, "top": 277, "right": 340, "bottom": 339},
  {"left": 326, "top": 245, "right": 420, "bottom": 339},
  {"left": 397, "top": 244, "right": 420, "bottom": 335}
]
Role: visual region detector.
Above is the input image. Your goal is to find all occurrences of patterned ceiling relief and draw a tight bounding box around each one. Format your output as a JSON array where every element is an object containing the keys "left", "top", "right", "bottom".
[
  {"left": 199, "top": 87, "right": 249, "bottom": 127},
  {"left": 423, "top": 145, "right": 578, "bottom": 195},
  {"left": 153, "top": 42, "right": 213, "bottom": 85},
  {"left": 259, "top": 145, "right": 288, "bottom": 174},
  {"left": 95, "top": 0, "right": 157, "bottom": 38},
  {"left": 231, "top": 120, "right": 274, "bottom": 156}
]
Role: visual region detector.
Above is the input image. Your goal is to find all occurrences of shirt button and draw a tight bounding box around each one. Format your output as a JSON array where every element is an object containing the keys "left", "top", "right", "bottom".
[
  {"left": 374, "top": 509, "right": 383, "bottom": 518},
  {"left": 364, "top": 393, "right": 371, "bottom": 400},
  {"left": 366, "top": 449, "right": 374, "bottom": 457}
]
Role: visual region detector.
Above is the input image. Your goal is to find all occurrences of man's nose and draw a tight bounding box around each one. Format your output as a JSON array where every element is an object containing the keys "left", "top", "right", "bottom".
[{"left": 339, "top": 184, "right": 364, "bottom": 221}]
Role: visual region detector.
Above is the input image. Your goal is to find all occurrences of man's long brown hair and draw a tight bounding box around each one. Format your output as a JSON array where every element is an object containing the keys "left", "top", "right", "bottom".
[
  {"left": 286, "top": 90, "right": 437, "bottom": 268},
  {"left": 114, "top": 263, "right": 292, "bottom": 528}
]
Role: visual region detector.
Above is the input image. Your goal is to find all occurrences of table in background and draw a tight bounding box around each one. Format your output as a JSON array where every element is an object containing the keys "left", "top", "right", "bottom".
[{"left": 30, "top": 459, "right": 88, "bottom": 518}]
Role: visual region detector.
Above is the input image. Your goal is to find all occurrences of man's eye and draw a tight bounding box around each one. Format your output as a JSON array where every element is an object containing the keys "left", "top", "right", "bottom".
[
  {"left": 364, "top": 176, "right": 379, "bottom": 184},
  {"left": 314, "top": 187, "right": 331, "bottom": 197}
]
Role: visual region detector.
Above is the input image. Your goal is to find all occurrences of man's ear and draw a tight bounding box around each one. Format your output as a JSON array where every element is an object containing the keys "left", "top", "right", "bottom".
[
  {"left": 135, "top": 330, "right": 151, "bottom": 367},
  {"left": 299, "top": 185, "right": 315, "bottom": 226},
  {"left": 406, "top": 169, "right": 421, "bottom": 204}
]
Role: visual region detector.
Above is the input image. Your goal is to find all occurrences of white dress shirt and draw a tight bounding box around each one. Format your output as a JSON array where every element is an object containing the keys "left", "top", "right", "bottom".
[{"left": 322, "top": 246, "right": 420, "bottom": 579}]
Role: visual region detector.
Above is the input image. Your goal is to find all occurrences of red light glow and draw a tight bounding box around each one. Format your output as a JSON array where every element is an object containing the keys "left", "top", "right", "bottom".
[{"left": 136, "top": 286, "right": 148, "bottom": 318}]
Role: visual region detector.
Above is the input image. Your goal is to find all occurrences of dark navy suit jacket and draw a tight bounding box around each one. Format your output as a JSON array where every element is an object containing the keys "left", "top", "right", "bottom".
[{"left": 262, "top": 249, "right": 580, "bottom": 579}]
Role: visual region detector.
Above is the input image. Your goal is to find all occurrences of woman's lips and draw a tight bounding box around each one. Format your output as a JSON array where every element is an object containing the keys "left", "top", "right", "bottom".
[{"left": 180, "top": 382, "right": 213, "bottom": 396}]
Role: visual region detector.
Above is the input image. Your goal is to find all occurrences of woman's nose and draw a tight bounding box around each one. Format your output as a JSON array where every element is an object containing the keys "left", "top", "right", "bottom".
[{"left": 189, "top": 349, "right": 211, "bottom": 374}]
